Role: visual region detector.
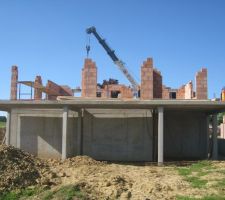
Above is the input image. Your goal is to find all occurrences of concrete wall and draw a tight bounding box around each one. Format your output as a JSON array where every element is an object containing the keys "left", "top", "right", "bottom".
[
  {"left": 9, "top": 109, "right": 79, "bottom": 159},
  {"left": 8, "top": 108, "right": 209, "bottom": 161},
  {"left": 164, "top": 111, "right": 208, "bottom": 160},
  {"left": 218, "top": 138, "right": 225, "bottom": 156},
  {"left": 83, "top": 109, "right": 153, "bottom": 161}
]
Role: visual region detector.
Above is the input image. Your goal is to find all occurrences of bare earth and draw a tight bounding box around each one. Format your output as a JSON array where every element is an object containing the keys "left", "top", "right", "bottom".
[
  {"left": 45, "top": 157, "right": 224, "bottom": 200},
  {"left": 1, "top": 145, "right": 225, "bottom": 200}
]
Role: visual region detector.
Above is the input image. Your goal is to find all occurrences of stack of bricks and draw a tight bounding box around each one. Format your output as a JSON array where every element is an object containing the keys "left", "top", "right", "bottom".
[
  {"left": 34, "top": 76, "right": 43, "bottom": 100},
  {"left": 162, "top": 85, "right": 170, "bottom": 99},
  {"left": 153, "top": 69, "right": 162, "bottom": 98},
  {"left": 141, "top": 58, "right": 154, "bottom": 100},
  {"left": 195, "top": 68, "right": 208, "bottom": 99},
  {"left": 81, "top": 58, "right": 97, "bottom": 98},
  {"left": 10, "top": 65, "right": 18, "bottom": 100},
  {"left": 220, "top": 116, "right": 225, "bottom": 139}
]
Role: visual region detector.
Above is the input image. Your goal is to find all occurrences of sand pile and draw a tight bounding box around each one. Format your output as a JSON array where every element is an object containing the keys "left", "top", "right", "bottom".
[{"left": 0, "top": 145, "right": 59, "bottom": 192}]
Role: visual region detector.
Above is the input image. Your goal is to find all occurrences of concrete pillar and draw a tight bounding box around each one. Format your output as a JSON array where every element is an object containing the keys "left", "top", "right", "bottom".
[
  {"left": 158, "top": 107, "right": 164, "bottom": 165},
  {"left": 62, "top": 106, "right": 68, "bottom": 160},
  {"left": 10, "top": 65, "right": 18, "bottom": 100},
  {"left": 5, "top": 112, "right": 11, "bottom": 145},
  {"left": 212, "top": 114, "right": 218, "bottom": 160}
]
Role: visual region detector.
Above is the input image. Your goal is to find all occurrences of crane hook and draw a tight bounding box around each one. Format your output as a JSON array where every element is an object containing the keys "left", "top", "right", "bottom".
[{"left": 86, "top": 34, "right": 91, "bottom": 58}]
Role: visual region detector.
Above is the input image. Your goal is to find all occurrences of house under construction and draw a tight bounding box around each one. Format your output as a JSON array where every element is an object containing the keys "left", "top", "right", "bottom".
[{"left": 1, "top": 27, "right": 225, "bottom": 164}]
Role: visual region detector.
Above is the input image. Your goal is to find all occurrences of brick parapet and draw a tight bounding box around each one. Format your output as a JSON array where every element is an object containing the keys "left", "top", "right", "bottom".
[
  {"left": 10, "top": 65, "right": 18, "bottom": 100},
  {"left": 81, "top": 58, "right": 97, "bottom": 98},
  {"left": 34, "top": 76, "right": 43, "bottom": 100},
  {"left": 195, "top": 68, "right": 208, "bottom": 99}
]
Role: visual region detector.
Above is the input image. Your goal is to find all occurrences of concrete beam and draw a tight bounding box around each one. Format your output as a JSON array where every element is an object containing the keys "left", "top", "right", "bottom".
[
  {"left": 212, "top": 114, "right": 218, "bottom": 160},
  {"left": 62, "top": 106, "right": 68, "bottom": 160},
  {"left": 158, "top": 107, "right": 164, "bottom": 165},
  {"left": 5, "top": 112, "right": 11, "bottom": 145}
]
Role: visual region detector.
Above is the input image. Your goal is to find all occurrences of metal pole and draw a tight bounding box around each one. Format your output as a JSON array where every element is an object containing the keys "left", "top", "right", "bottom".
[
  {"left": 62, "top": 106, "right": 68, "bottom": 160},
  {"left": 212, "top": 114, "right": 218, "bottom": 160},
  {"left": 158, "top": 107, "right": 164, "bottom": 165}
]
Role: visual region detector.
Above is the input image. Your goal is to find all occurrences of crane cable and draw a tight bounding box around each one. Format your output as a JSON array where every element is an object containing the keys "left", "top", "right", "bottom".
[{"left": 86, "top": 34, "right": 91, "bottom": 58}]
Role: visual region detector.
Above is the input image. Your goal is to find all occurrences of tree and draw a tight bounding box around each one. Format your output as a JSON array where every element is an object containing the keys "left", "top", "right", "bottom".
[{"left": 0, "top": 116, "right": 6, "bottom": 122}]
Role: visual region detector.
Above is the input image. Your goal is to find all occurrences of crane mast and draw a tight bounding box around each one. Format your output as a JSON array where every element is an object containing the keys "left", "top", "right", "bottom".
[{"left": 86, "top": 26, "right": 139, "bottom": 96}]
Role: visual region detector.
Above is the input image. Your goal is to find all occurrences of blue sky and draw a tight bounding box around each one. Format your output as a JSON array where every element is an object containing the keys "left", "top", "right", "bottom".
[{"left": 0, "top": 0, "right": 225, "bottom": 105}]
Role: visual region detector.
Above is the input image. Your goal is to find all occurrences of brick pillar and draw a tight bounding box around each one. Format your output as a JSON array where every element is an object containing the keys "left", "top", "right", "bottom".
[
  {"left": 81, "top": 58, "right": 97, "bottom": 98},
  {"left": 196, "top": 68, "right": 208, "bottom": 99},
  {"left": 153, "top": 69, "right": 162, "bottom": 98},
  {"left": 34, "top": 76, "right": 42, "bottom": 100},
  {"left": 10, "top": 65, "right": 18, "bottom": 100},
  {"left": 141, "top": 58, "right": 153, "bottom": 100}
]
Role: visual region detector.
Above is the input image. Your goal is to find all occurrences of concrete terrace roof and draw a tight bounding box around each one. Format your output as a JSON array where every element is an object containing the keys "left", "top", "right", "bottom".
[{"left": 0, "top": 99, "right": 225, "bottom": 113}]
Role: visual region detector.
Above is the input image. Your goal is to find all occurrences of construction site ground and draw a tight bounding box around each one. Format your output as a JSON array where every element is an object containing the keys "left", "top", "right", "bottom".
[{"left": 1, "top": 145, "right": 225, "bottom": 200}]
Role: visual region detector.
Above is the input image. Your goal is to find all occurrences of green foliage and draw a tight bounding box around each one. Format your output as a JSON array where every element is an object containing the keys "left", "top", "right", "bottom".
[
  {"left": 218, "top": 112, "right": 225, "bottom": 125},
  {"left": 0, "top": 116, "right": 6, "bottom": 122},
  {"left": 55, "top": 185, "right": 84, "bottom": 200},
  {"left": 0, "top": 185, "right": 87, "bottom": 200},
  {"left": 177, "top": 195, "right": 225, "bottom": 200},
  {"left": 0, "top": 187, "right": 40, "bottom": 200}
]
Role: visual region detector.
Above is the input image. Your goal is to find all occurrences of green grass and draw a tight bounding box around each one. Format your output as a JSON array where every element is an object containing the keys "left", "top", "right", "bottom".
[
  {"left": 0, "top": 185, "right": 87, "bottom": 200},
  {"left": 185, "top": 176, "right": 208, "bottom": 188},
  {"left": 0, "top": 122, "right": 6, "bottom": 128},
  {"left": 177, "top": 161, "right": 213, "bottom": 189},
  {"left": 0, "top": 187, "right": 41, "bottom": 200},
  {"left": 177, "top": 195, "right": 225, "bottom": 200}
]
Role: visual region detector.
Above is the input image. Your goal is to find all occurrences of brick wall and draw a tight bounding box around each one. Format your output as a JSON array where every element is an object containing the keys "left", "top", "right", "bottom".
[
  {"left": 195, "top": 68, "right": 208, "bottom": 99},
  {"left": 162, "top": 85, "right": 170, "bottom": 99},
  {"left": 177, "top": 85, "right": 185, "bottom": 99},
  {"left": 34, "top": 76, "right": 42, "bottom": 100},
  {"left": 10, "top": 65, "right": 18, "bottom": 100},
  {"left": 140, "top": 58, "right": 162, "bottom": 100},
  {"left": 100, "top": 84, "right": 133, "bottom": 98},
  {"left": 81, "top": 59, "right": 97, "bottom": 98},
  {"left": 46, "top": 80, "right": 72, "bottom": 100},
  {"left": 153, "top": 69, "right": 162, "bottom": 98},
  {"left": 184, "top": 81, "right": 193, "bottom": 99},
  {"left": 140, "top": 58, "right": 154, "bottom": 100}
]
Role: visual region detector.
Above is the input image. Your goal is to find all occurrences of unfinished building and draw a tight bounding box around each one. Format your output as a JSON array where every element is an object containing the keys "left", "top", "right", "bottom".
[{"left": 1, "top": 54, "right": 224, "bottom": 165}]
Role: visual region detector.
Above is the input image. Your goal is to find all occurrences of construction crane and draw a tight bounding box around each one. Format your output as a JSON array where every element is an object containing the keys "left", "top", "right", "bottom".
[{"left": 86, "top": 26, "right": 139, "bottom": 97}]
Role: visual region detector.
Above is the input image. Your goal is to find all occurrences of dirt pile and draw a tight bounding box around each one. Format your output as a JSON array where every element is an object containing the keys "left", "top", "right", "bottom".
[
  {"left": 0, "top": 128, "right": 5, "bottom": 143},
  {"left": 0, "top": 145, "right": 59, "bottom": 193},
  {"left": 65, "top": 155, "right": 106, "bottom": 167}
]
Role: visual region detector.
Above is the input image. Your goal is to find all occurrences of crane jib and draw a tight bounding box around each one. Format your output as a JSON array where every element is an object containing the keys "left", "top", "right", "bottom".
[{"left": 86, "top": 26, "right": 139, "bottom": 93}]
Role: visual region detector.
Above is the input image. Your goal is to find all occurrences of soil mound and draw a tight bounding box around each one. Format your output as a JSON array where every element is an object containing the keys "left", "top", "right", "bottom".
[
  {"left": 0, "top": 145, "right": 58, "bottom": 192},
  {"left": 0, "top": 128, "right": 5, "bottom": 143},
  {"left": 64, "top": 155, "right": 106, "bottom": 167}
]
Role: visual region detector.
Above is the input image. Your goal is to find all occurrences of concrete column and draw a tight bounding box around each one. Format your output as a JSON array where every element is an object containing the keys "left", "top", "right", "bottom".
[
  {"left": 62, "top": 106, "right": 68, "bottom": 160},
  {"left": 212, "top": 114, "right": 218, "bottom": 160},
  {"left": 158, "top": 107, "right": 164, "bottom": 165},
  {"left": 5, "top": 112, "right": 11, "bottom": 145}
]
